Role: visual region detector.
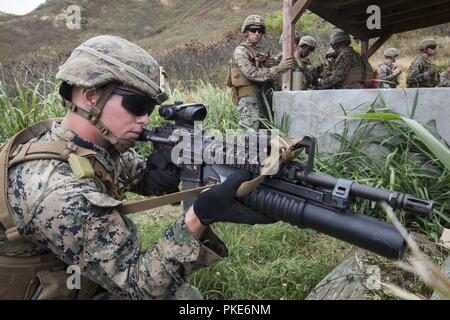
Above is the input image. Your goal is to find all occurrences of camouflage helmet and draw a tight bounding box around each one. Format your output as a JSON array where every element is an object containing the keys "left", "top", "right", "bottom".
[
  {"left": 330, "top": 30, "right": 351, "bottom": 46},
  {"left": 384, "top": 48, "right": 400, "bottom": 57},
  {"left": 56, "top": 35, "right": 169, "bottom": 154},
  {"left": 56, "top": 35, "right": 168, "bottom": 104},
  {"left": 419, "top": 39, "right": 437, "bottom": 51},
  {"left": 298, "top": 36, "right": 316, "bottom": 48},
  {"left": 241, "top": 15, "right": 265, "bottom": 33}
]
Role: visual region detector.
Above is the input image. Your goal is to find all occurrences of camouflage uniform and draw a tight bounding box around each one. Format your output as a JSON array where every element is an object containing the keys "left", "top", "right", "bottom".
[
  {"left": 232, "top": 41, "right": 280, "bottom": 130},
  {"left": 377, "top": 62, "right": 399, "bottom": 88},
  {"left": 0, "top": 35, "right": 228, "bottom": 300},
  {"left": 229, "top": 15, "right": 292, "bottom": 130},
  {"left": 406, "top": 56, "right": 439, "bottom": 88},
  {"left": 321, "top": 47, "right": 363, "bottom": 89},
  {"left": 439, "top": 70, "right": 450, "bottom": 87},
  {"left": 2, "top": 121, "right": 227, "bottom": 299}
]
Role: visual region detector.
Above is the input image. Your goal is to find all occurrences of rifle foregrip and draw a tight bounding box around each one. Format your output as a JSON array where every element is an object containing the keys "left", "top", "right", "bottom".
[{"left": 241, "top": 187, "right": 407, "bottom": 260}]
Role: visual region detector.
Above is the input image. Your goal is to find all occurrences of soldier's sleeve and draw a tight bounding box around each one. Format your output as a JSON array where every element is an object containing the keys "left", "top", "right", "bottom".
[
  {"left": 321, "top": 53, "right": 353, "bottom": 89},
  {"left": 407, "top": 59, "right": 430, "bottom": 85},
  {"left": 22, "top": 180, "right": 228, "bottom": 300},
  {"left": 440, "top": 71, "right": 450, "bottom": 87},
  {"left": 233, "top": 46, "right": 279, "bottom": 82},
  {"left": 378, "top": 64, "right": 396, "bottom": 81},
  {"left": 118, "top": 149, "right": 147, "bottom": 192}
]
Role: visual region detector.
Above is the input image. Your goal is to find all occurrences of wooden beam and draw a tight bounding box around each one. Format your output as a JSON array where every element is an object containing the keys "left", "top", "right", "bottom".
[
  {"left": 360, "top": 40, "right": 369, "bottom": 57},
  {"left": 291, "top": 0, "right": 312, "bottom": 24},
  {"left": 327, "top": 0, "right": 366, "bottom": 9},
  {"left": 376, "top": 13, "right": 450, "bottom": 37},
  {"left": 376, "top": 8, "right": 450, "bottom": 28},
  {"left": 282, "top": 0, "right": 295, "bottom": 91},
  {"left": 347, "top": 0, "right": 448, "bottom": 24},
  {"left": 366, "top": 34, "right": 391, "bottom": 58}
]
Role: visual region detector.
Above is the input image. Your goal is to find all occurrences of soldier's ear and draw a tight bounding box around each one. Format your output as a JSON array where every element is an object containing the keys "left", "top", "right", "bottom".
[{"left": 84, "top": 89, "right": 98, "bottom": 107}]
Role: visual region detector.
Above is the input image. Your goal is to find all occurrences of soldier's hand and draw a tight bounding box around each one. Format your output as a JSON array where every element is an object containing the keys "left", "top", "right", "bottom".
[
  {"left": 276, "top": 57, "right": 294, "bottom": 73},
  {"left": 393, "top": 67, "right": 402, "bottom": 76},
  {"left": 428, "top": 64, "right": 438, "bottom": 76},
  {"left": 193, "top": 170, "right": 277, "bottom": 225},
  {"left": 143, "top": 151, "right": 180, "bottom": 195}
]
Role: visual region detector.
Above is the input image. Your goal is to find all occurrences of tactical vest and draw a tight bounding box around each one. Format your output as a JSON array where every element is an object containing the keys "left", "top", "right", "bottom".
[
  {"left": 0, "top": 120, "right": 122, "bottom": 299},
  {"left": 227, "top": 44, "right": 261, "bottom": 102},
  {"left": 377, "top": 63, "right": 399, "bottom": 88},
  {"left": 0, "top": 120, "right": 213, "bottom": 299},
  {"left": 342, "top": 50, "right": 373, "bottom": 89}
]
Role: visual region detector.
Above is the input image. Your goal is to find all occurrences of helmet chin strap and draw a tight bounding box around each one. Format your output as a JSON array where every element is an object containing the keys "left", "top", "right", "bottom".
[{"left": 65, "top": 83, "right": 136, "bottom": 156}]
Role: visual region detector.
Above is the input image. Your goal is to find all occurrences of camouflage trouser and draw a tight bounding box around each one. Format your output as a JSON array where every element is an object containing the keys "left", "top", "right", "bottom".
[
  {"left": 92, "top": 283, "right": 202, "bottom": 300},
  {"left": 166, "top": 283, "right": 202, "bottom": 300},
  {"left": 237, "top": 95, "right": 262, "bottom": 130}
]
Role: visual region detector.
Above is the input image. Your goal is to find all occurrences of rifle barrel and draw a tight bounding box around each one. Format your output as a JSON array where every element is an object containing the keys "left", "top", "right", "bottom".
[{"left": 297, "top": 172, "right": 433, "bottom": 216}]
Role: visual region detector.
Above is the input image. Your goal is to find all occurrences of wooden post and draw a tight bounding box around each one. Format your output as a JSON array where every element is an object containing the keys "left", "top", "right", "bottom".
[
  {"left": 282, "top": 0, "right": 311, "bottom": 91},
  {"left": 282, "top": 0, "right": 295, "bottom": 91},
  {"left": 361, "top": 40, "right": 369, "bottom": 57}
]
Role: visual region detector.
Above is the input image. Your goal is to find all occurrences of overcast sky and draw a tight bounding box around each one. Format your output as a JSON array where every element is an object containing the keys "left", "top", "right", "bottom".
[{"left": 0, "top": 0, "right": 46, "bottom": 15}]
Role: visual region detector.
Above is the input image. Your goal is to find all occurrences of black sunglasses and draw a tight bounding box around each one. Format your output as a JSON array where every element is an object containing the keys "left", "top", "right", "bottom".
[
  {"left": 112, "top": 87, "right": 156, "bottom": 116},
  {"left": 248, "top": 27, "right": 264, "bottom": 34},
  {"left": 428, "top": 45, "right": 437, "bottom": 50}
]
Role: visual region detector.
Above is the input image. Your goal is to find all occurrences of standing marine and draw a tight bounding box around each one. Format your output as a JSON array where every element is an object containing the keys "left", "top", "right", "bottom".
[
  {"left": 377, "top": 48, "right": 402, "bottom": 88},
  {"left": 228, "top": 15, "right": 293, "bottom": 130},
  {"left": 406, "top": 39, "right": 439, "bottom": 88},
  {"left": 293, "top": 35, "right": 317, "bottom": 89},
  {"left": 320, "top": 30, "right": 373, "bottom": 90}
]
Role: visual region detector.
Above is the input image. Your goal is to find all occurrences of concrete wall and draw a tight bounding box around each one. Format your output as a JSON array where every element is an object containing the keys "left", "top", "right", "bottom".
[{"left": 273, "top": 88, "right": 450, "bottom": 153}]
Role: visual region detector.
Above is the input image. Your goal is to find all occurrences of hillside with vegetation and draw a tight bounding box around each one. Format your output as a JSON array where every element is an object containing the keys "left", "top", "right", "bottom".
[
  {"left": 1, "top": 0, "right": 448, "bottom": 90},
  {"left": 0, "top": 0, "right": 281, "bottom": 64}
]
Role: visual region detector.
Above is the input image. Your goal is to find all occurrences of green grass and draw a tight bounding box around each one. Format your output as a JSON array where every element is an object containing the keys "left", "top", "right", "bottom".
[
  {"left": 135, "top": 214, "right": 353, "bottom": 300},
  {"left": 2, "top": 78, "right": 448, "bottom": 299}
]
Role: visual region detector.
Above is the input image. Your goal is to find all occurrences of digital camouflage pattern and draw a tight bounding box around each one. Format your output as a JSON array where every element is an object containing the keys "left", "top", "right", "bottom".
[
  {"left": 56, "top": 35, "right": 167, "bottom": 103},
  {"left": 2, "top": 121, "right": 227, "bottom": 299},
  {"left": 299, "top": 36, "right": 316, "bottom": 48},
  {"left": 241, "top": 15, "right": 265, "bottom": 33},
  {"left": 406, "top": 55, "right": 439, "bottom": 87},
  {"left": 440, "top": 70, "right": 450, "bottom": 87},
  {"left": 330, "top": 30, "right": 351, "bottom": 46},
  {"left": 419, "top": 39, "right": 438, "bottom": 51},
  {"left": 232, "top": 41, "right": 280, "bottom": 129},
  {"left": 377, "top": 63, "right": 399, "bottom": 88},
  {"left": 232, "top": 41, "right": 280, "bottom": 83},
  {"left": 383, "top": 48, "right": 400, "bottom": 58},
  {"left": 320, "top": 47, "right": 363, "bottom": 89},
  {"left": 237, "top": 96, "right": 262, "bottom": 130}
]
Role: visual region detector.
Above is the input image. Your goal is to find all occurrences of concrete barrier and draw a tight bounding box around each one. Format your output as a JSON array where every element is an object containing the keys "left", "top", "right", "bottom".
[{"left": 273, "top": 88, "right": 450, "bottom": 153}]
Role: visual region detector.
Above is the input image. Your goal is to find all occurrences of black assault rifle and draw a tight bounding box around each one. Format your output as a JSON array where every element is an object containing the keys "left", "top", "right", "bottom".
[{"left": 138, "top": 102, "right": 433, "bottom": 260}]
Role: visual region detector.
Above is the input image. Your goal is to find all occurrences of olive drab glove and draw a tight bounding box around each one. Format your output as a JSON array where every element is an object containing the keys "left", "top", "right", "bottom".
[
  {"left": 142, "top": 151, "right": 180, "bottom": 196},
  {"left": 193, "top": 170, "right": 278, "bottom": 225},
  {"left": 276, "top": 57, "right": 294, "bottom": 73}
]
